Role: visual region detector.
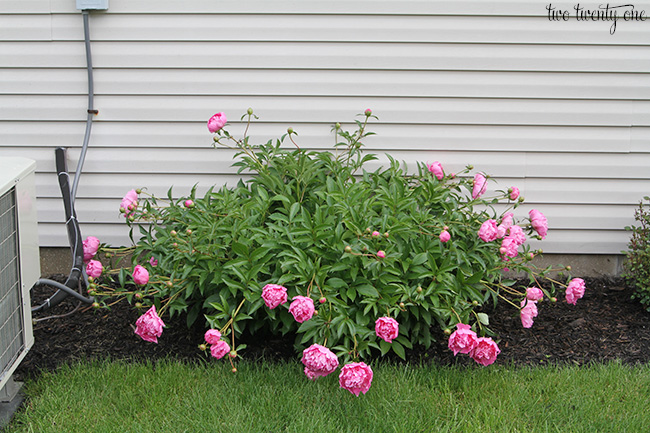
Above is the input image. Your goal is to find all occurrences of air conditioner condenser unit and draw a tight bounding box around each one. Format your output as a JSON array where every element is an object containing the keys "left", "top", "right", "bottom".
[{"left": 0, "top": 157, "right": 39, "bottom": 403}]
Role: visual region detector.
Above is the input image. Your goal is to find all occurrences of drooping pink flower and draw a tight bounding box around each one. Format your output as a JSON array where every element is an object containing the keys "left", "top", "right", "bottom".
[
  {"left": 439, "top": 230, "right": 451, "bottom": 243},
  {"left": 509, "top": 187, "right": 520, "bottom": 201},
  {"left": 207, "top": 112, "right": 227, "bottom": 133},
  {"left": 204, "top": 329, "right": 222, "bottom": 345},
  {"left": 448, "top": 323, "right": 478, "bottom": 356},
  {"left": 497, "top": 213, "right": 514, "bottom": 238},
  {"left": 478, "top": 219, "right": 499, "bottom": 242},
  {"left": 529, "top": 209, "right": 548, "bottom": 239},
  {"left": 83, "top": 236, "right": 100, "bottom": 262},
  {"left": 520, "top": 299, "right": 538, "bottom": 329},
  {"left": 132, "top": 265, "right": 150, "bottom": 285},
  {"left": 261, "top": 284, "right": 288, "bottom": 309},
  {"left": 86, "top": 259, "right": 103, "bottom": 278},
  {"left": 134, "top": 305, "right": 165, "bottom": 343},
  {"left": 149, "top": 256, "right": 158, "bottom": 267},
  {"left": 470, "top": 337, "right": 500, "bottom": 366},
  {"left": 120, "top": 189, "right": 139, "bottom": 217},
  {"left": 565, "top": 278, "right": 586, "bottom": 305},
  {"left": 304, "top": 367, "right": 319, "bottom": 381},
  {"left": 288, "top": 296, "right": 315, "bottom": 323},
  {"left": 210, "top": 340, "right": 230, "bottom": 359},
  {"left": 377, "top": 250, "right": 386, "bottom": 259},
  {"left": 472, "top": 173, "right": 487, "bottom": 199},
  {"left": 426, "top": 161, "right": 444, "bottom": 180},
  {"left": 500, "top": 237, "right": 519, "bottom": 258},
  {"left": 526, "top": 287, "right": 544, "bottom": 302},
  {"left": 375, "top": 317, "right": 399, "bottom": 343},
  {"left": 339, "top": 362, "right": 373, "bottom": 396},
  {"left": 506, "top": 225, "right": 526, "bottom": 246},
  {"left": 301, "top": 344, "right": 339, "bottom": 378}
]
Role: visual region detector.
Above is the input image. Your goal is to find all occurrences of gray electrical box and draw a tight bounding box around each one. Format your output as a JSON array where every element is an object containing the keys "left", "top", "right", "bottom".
[{"left": 76, "top": 0, "right": 109, "bottom": 10}]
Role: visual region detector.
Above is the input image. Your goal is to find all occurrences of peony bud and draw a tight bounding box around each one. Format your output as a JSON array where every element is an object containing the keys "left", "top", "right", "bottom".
[
  {"left": 319, "top": 297, "right": 327, "bottom": 304},
  {"left": 364, "top": 108, "right": 372, "bottom": 116},
  {"left": 287, "top": 127, "right": 294, "bottom": 134},
  {"left": 377, "top": 250, "right": 386, "bottom": 259},
  {"left": 344, "top": 246, "right": 352, "bottom": 253},
  {"left": 247, "top": 107, "right": 254, "bottom": 115}
]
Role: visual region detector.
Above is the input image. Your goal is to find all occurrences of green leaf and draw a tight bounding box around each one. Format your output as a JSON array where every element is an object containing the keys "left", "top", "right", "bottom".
[
  {"left": 392, "top": 341, "right": 406, "bottom": 360},
  {"left": 477, "top": 313, "right": 490, "bottom": 326}
]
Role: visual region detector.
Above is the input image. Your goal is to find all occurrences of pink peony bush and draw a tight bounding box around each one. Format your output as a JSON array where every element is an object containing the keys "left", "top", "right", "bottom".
[{"left": 87, "top": 109, "right": 588, "bottom": 396}]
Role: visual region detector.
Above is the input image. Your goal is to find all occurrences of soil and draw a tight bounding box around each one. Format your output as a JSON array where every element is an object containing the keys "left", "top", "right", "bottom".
[{"left": 15, "top": 275, "right": 650, "bottom": 380}]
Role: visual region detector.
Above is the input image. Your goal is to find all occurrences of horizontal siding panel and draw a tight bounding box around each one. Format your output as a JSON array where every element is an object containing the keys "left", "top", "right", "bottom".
[
  {"left": 0, "top": 14, "right": 51, "bottom": 41},
  {"left": 0, "top": 1, "right": 49, "bottom": 13},
  {"left": 46, "top": 0, "right": 585, "bottom": 16},
  {"left": 0, "top": 147, "right": 529, "bottom": 178},
  {"left": 0, "top": 122, "right": 635, "bottom": 153},
  {"left": 4, "top": 42, "right": 650, "bottom": 73},
  {"left": 3, "top": 68, "right": 650, "bottom": 100},
  {"left": 38, "top": 222, "right": 132, "bottom": 247},
  {"left": 30, "top": 172, "right": 650, "bottom": 207},
  {"left": 50, "top": 14, "right": 650, "bottom": 45},
  {"left": 526, "top": 229, "right": 631, "bottom": 255},
  {"left": 0, "top": 95, "right": 645, "bottom": 126}
]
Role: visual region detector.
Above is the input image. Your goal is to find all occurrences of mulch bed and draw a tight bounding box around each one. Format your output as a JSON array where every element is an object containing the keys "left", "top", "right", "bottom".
[{"left": 15, "top": 275, "right": 650, "bottom": 380}]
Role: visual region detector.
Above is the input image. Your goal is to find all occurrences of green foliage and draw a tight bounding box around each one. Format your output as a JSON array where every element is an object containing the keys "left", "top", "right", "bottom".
[
  {"left": 95, "top": 111, "right": 555, "bottom": 363},
  {"left": 623, "top": 197, "right": 650, "bottom": 311}
]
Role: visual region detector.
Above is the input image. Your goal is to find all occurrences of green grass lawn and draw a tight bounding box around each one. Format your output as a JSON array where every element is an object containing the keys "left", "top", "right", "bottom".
[{"left": 6, "top": 360, "right": 649, "bottom": 433}]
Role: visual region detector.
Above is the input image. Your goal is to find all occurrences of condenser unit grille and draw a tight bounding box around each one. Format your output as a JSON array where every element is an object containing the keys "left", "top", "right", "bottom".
[{"left": 0, "top": 187, "right": 24, "bottom": 381}]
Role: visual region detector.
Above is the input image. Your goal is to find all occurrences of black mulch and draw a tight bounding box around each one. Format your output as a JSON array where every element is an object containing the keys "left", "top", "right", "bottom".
[{"left": 15, "top": 275, "right": 650, "bottom": 380}]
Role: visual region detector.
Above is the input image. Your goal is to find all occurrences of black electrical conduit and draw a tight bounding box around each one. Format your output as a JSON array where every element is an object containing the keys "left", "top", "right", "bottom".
[{"left": 32, "top": 10, "right": 96, "bottom": 312}]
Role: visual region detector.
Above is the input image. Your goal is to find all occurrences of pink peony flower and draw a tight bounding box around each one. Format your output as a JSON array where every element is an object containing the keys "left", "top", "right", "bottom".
[
  {"left": 565, "top": 278, "right": 586, "bottom": 305},
  {"left": 261, "top": 284, "right": 288, "bottom": 309},
  {"left": 509, "top": 187, "right": 520, "bottom": 201},
  {"left": 207, "top": 112, "right": 227, "bottom": 133},
  {"left": 339, "top": 362, "right": 373, "bottom": 396},
  {"left": 120, "top": 189, "right": 138, "bottom": 217},
  {"left": 377, "top": 250, "right": 386, "bottom": 259},
  {"left": 304, "top": 367, "right": 319, "bottom": 381},
  {"left": 506, "top": 225, "right": 526, "bottom": 246},
  {"left": 497, "top": 213, "right": 514, "bottom": 238},
  {"left": 472, "top": 173, "right": 487, "bottom": 199},
  {"left": 184, "top": 199, "right": 194, "bottom": 208},
  {"left": 478, "top": 219, "right": 499, "bottom": 242},
  {"left": 526, "top": 287, "right": 544, "bottom": 302},
  {"left": 439, "top": 230, "right": 451, "bottom": 243},
  {"left": 82, "top": 236, "right": 100, "bottom": 262},
  {"left": 529, "top": 209, "right": 548, "bottom": 239},
  {"left": 301, "top": 344, "right": 339, "bottom": 378},
  {"left": 288, "top": 296, "right": 315, "bottom": 323},
  {"left": 210, "top": 340, "right": 230, "bottom": 359},
  {"left": 86, "top": 259, "right": 103, "bottom": 278},
  {"left": 149, "top": 256, "right": 158, "bottom": 267},
  {"left": 375, "top": 317, "right": 399, "bottom": 343},
  {"left": 500, "top": 237, "right": 519, "bottom": 258},
  {"left": 470, "top": 337, "right": 500, "bottom": 366},
  {"left": 426, "top": 161, "right": 444, "bottom": 180},
  {"left": 204, "top": 329, "right": 222, "bottom": 345},
  {"left": 132, "top": 265, "right": 150, "bottom": 285},
  {"left": 448, "top": 323, "right": 478, "bottom": 356},
  {"left": 520, "top": 299, "right": 538, "bottom": 328},
  {"left": 134, "top": 305, "right": 165, "bottom": 343}
]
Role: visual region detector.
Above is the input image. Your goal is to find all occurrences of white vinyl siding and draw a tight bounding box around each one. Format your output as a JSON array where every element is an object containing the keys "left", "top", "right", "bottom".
[{"left": 1, "top": 0, "right": 649, "bottom": 254}]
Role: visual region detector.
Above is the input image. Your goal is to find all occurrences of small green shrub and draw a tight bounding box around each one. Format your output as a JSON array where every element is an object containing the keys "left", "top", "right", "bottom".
[{"left": 623, "top": 197, "right": 650, "bottom": 310}]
